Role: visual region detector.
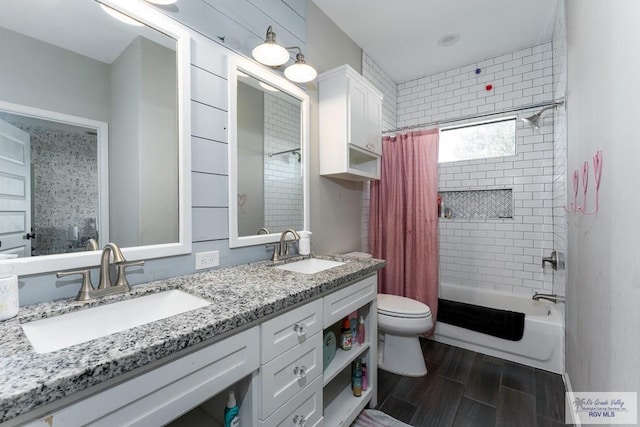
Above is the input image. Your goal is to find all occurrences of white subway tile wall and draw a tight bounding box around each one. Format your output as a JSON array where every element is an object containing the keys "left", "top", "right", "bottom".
[
  {"left": 396, "top": 42, "right": 554, "bottom": 130},
  {"left": 364, "top": 42, "right": 560, "bottom": 295},
  {"left": 552, "top": 1, "right": 568, "bottom": 296},
  {"left": 361, "top": 53, "right": 398, "bottom": 251},
  {"left": 264, "top": 93, "right": 304, "bottom": 232}
]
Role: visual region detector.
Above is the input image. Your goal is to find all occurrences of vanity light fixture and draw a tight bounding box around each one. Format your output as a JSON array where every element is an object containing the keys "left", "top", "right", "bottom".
[
  {"left": 252, "top": 26, "right": 317, "bottom": 83},
  {"left": 284, "top": 50, "right": 318, "bottom": 83},
  {"left": 100, "top": 4, "right": 144, "bottom": 26},
  {"left": 252, "top": 26, "right": 290, "bottom": 66}
]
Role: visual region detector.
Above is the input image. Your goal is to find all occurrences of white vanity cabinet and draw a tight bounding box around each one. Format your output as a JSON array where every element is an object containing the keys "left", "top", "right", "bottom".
[
  {"left": 257, "top": 275, "right": 378, "bottom": 427},
  {"left": 24, "top": 327, "right": 260, "bottom": 427},
  {"left": 258, "top": 299, "right": 324, "bottom": 426},
  {"left": 18, "top": 275, "right": 378, "bottom": 427},
  {"left": 322, "top": 275, "right": 377, "bottom": 427},
  {"left": 318, "top": 64, "right": 383, "bottom": 181}
]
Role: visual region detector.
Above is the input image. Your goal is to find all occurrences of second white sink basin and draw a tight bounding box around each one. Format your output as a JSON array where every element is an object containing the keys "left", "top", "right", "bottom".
[
  {"left": 21, "top": 290, "right": 211, "bottom": 354},
  {"left": 275, "top": 258, "right": 345, "bottom": 274}
]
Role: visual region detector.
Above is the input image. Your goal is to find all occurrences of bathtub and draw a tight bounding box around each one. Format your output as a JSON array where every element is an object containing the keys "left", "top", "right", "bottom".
[{"left": 433, "top": 283, "right": 564, "bottom": 373}]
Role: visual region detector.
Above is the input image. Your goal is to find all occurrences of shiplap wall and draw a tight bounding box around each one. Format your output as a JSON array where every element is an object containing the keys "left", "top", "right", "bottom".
[{"left": 19, "top": 0, "right": 307, "bottom": 305}]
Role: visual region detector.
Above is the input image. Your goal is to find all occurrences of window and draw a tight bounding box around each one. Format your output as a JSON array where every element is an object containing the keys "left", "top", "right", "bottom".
[{"left": 438, "top": 118, "right": 516, "bottom": 163}]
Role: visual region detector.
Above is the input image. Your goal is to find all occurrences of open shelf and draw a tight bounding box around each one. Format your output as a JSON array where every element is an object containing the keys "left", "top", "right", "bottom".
[
  {"left": 323, "top": 342, "right": 369, "bottom": 386},
  {"left": 165, "top": 375, "right": 253, "bottom": 427},
  {"left": 323, "top": 368, "right": 372, "bottom": 427},
  {"left": 165, "top": 406, "right": 220, "bottom": 427},
  {"left": 347, "top": 145, "right": 380, "bottom": 179}
]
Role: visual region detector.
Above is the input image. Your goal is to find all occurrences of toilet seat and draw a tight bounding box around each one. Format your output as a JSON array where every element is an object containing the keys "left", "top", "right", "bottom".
[{"left": 377, "top": 294, "right": 431, "bottom": 319}]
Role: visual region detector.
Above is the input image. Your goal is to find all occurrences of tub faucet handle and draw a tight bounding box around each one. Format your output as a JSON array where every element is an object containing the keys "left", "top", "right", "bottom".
[{"left": 541, "top": 250, "right": 563, "bottom": 270}]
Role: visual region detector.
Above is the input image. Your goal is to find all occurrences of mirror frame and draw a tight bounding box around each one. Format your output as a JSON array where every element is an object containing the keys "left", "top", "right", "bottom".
[
  {"left": 227, "top": 56, "right": 310, "bottom": 248},
  {"left": 3, "top": 0, "right": 192, "bottom": 276}
]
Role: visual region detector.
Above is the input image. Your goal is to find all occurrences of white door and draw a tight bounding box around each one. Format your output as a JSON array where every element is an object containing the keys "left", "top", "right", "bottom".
[{"left": 0, "top": 118, "right": 31, "bottom": 257}]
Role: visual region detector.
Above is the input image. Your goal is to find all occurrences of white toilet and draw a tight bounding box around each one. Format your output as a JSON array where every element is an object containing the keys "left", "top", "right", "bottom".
[{"left": 377, "top": 294, "right": 433, "bottom": 377}]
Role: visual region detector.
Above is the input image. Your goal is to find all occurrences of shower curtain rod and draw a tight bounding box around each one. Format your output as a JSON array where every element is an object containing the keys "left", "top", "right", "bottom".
[
  {"left": 267, "top": 148, "right": 300, "bottom": 157},
  {"left": 382, "top": 98, "right": 565, "bottom": 134}
]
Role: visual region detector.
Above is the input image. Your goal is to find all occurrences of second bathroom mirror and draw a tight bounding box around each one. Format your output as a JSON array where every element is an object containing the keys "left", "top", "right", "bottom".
[{"left": 228, "top": 56, "right": 309, "bottom": 248}]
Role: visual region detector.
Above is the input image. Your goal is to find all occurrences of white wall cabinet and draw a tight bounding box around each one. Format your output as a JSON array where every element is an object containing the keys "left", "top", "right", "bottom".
[
  {"left": 21, "top": 277, "right": 377, "bottom": 427},
  {"left": 318, "top": 65, "right": 383, "bottom": 181}
]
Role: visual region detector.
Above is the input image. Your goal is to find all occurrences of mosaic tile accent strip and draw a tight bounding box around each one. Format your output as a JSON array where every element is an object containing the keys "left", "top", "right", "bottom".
[{"left": 440, "top": 189, "right": 513, "bottom": 219}]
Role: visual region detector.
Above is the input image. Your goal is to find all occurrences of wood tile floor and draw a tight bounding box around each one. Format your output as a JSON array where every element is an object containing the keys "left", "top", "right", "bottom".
[{"left": 376, "top": 339, "right": 568, "bottom": 427}]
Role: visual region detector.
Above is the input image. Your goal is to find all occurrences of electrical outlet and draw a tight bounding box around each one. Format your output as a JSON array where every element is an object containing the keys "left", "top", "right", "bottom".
[{"left": 195, "top": 251, "right": 219, "bottom": 270}]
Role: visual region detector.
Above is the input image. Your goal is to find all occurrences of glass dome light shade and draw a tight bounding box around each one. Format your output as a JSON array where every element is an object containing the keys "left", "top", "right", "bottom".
[
  {"left": 252, "top": 42, "right": 290, "bottom": 66},
  {"left": 284, "top": 55, "right": 317, "bottom": 83}
]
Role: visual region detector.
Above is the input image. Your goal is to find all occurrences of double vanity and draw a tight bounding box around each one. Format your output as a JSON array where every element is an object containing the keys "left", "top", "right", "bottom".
[{"left": 0, "top": 254, "right": 384, "bottom": 426}]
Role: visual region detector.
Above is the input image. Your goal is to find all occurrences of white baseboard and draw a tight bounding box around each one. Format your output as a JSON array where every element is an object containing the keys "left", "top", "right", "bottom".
[{"left": 563, "top": 372, "right": 581, "bottom": 427}]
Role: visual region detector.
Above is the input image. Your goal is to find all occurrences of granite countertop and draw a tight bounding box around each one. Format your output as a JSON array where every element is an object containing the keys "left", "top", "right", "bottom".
[{"left": 0, "top": 254, "right": 384, "bottom": 424}]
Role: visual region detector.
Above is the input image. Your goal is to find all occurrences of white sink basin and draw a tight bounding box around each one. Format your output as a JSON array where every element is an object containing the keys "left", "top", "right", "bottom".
[
  {"left": 275, "top": 258, "right": 345, "bottom": 274},
  {"left": 21, "top": 290, "right": 211, "bottom": 354}
]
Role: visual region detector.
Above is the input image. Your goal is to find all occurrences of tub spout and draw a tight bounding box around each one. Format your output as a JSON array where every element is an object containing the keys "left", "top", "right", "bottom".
[{"left": 532, "top": 292, "right": 565, "bottom": 304}]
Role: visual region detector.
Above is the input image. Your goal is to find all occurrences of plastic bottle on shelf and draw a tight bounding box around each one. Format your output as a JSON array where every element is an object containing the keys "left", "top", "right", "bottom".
[
  {"left": 224, "top": 391, "right": 239, "bottom": 427},
  {"left": 352, "top": 358, "right": 362, "bottom": 397},
  {"left": 357, "top": 316, "right": 365, "bottom": 345},
  {"left": 340, "top": 317, "right": 352, "bottom": 350},
  {"left": 362, "top": 359, "right": 368, "bottom": 391}
]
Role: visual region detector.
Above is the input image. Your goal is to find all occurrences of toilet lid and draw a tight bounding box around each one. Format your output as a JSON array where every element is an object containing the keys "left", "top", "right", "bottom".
[{"left": 377, "top": 294, "right": 431, "bottom": 318}]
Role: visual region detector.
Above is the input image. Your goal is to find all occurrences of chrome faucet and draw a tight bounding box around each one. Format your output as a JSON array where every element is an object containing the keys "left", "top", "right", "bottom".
[
  {"left": 532, "top": 292, "right": 565, "bottom": 304},
  {"left": 56, "top": 242, "right": 144, "bottom": 302},
  {"left": 270, "top": 229, "right": 301, "bottom": 261},
  {"left": 257, "top": 227, "right": 271, "bottom": 235}
]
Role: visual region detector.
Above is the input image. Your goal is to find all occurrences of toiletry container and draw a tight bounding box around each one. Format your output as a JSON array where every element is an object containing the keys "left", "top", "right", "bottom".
[
  {"left": 224, "top": 391, "right": 239, "bottom": 427},
  {"left": 357, "top": 316, "right": 365, "bottom": 345},
  {"left": 0, "top": 254, "right": 18, "bottom": 321},
  {"left": 298, "top": 231, "right": 312, "bottom": 255},
  {"left": 340, "top": 317, "right": 352, "bottom": 350}
]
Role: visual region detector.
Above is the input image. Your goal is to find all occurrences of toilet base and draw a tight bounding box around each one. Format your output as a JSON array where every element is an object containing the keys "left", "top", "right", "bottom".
[{"left": 378, "top": 332, "right": 427, "bottom": 377}]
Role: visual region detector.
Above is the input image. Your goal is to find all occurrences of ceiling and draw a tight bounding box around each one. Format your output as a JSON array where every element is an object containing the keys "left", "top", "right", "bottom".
[
  {"left": 311, "top": 0, "right": 558, "bottom": 83},
  {"left": 0, "top": 0, "right": 174, "bottom": 64}
]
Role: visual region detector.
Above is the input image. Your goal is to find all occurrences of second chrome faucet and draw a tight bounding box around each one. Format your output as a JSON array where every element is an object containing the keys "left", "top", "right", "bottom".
[{"left": 269, "top": 229, "right": 301, "bottom": 262}]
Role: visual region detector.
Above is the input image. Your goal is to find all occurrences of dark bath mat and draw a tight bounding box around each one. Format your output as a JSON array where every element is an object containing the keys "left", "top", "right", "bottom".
[{"left": 438, "top": 298, "right": 525, "bottom": 341}]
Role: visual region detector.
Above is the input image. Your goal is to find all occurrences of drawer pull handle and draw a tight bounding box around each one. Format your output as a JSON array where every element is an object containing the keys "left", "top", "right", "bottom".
[
  {"left": 293, "top": 365, "right": 307, "bottom": 378},
  {"left": 293, "top": 415, "right": 306, "bottom": 426},
  {"left": 293, "top": 323, "right": 307, "bottom": 336}
]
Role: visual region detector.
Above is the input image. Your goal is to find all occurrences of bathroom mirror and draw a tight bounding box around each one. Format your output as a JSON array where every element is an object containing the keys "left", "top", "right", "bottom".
[
  {"left": 0, "top": 0, "right": 192, "bottom": 275},
  {"left": 228, "top": 56, "right": 309, "bottom": 248}
]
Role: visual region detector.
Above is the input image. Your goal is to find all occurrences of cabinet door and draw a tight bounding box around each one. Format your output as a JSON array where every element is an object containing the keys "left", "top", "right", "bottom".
[
  {"left": 366, "top": 93, "right": 382, "bottom": 155},
  {"left": 347, "top": 77, "right": 368, "bottom": 151}
]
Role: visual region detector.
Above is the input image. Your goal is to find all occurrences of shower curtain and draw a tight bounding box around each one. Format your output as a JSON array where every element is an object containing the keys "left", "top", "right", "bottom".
[{"left": 369, "top": 129, "right": 439, "bottom": 334}]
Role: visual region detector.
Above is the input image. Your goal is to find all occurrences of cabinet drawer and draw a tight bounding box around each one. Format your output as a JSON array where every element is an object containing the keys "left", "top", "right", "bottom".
[
  {"left": 261, "top": 299, "right": 323, "bottom": 364},
  {"left": 259, "top": 376, "right": 323, "bottom": 427},
  {"left": 323, "top": 275, "right": 376, "bottom": 328},
  {"left": 260, "top": 332, "right": 322, "bottom": 418}
]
